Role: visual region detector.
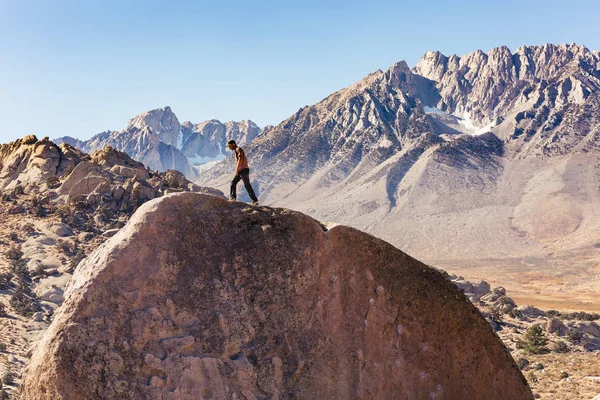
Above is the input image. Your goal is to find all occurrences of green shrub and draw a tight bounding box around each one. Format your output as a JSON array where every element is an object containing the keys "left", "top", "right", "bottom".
[
  {"left": 130, "top": 187, "right": 143, "bottom": 210},
  {"left": 0, "top": 273, "right": 12, "bottom": 290},
  {"left": 22, "top": 223, "right": 36, "bottom": 236},
  {"left": 9, "top": 284, "right": 37, "bottom": 316},
  {"left": 69, "top": 248, "right": 86, "bottom": 272},
  {"left": 0, "top": 303, "right": 6, "bottom": 317},
  {"left": 566, "top": 327, "right": 581, "bottom": 344},
  {"left": 516, "top": 325, "right": 549, "bottom": 355},
  {"left": 96, "top": 205, "right": 114, "bottom": 222},
  {"left": 1, "top": 370, "right": 13, "bottom": 385},
  {"left": 552, "top": 340, "right": 570, "bottom": 353},
  {"left": 46, "top": 176, "right": 61, "bottom": 189},
  {"left": 489, "top": 305, "right": 503, "bottom": 323},
  {"left": 13, "top": 185, "right": 24, "bottom": 196},
  {"left": 7, "top": 232, "right": 18, "bottom": 242},
  {"left": 56, "top": 239, "right": 78, "bottom": 256},
  {"left": 10, "top": 259, "right": 29, "bottom": 280},
  {"left": 4, "top": 245, "right": 22, "bottom": 261},
  {"left": 35, "top": 204, "right": 45, "bottom": 217},
  {"left": 0, "top": 343, "right": 6, "bottom": 352}
]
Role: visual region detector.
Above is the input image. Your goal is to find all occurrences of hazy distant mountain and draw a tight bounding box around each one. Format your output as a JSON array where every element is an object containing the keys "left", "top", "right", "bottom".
[
  {"left": 201, "top": 44, "right": 600, "bottom": 294},
  {"left": 56, "top": 107, "right": 262, "bottom": 178}
]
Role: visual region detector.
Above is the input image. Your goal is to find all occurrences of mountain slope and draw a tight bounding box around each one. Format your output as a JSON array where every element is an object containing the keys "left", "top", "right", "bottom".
[{"left": 200, "top": 44, "right": 600, "bottom": 307}]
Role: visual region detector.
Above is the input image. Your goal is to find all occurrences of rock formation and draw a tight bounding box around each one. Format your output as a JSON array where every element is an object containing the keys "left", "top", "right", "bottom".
[
  {"left": 21, "top": 192, "right": 532, "bottom": 400},
  {"left": 0, "top": 135, "right": 221, "bottom": 211}
]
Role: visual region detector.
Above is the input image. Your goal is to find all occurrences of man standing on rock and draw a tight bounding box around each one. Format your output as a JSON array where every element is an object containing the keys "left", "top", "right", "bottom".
[{"left": 227, "top": 140, "right": 259, "bottom": 206}]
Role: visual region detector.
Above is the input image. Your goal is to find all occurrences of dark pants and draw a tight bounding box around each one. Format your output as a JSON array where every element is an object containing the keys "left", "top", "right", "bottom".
[{"left": 230, "top": 168, "right": 258, "bottom": 202}]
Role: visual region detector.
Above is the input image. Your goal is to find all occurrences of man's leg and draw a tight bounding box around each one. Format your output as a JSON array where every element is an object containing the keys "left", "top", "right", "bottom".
[
  {"left": 239, "top": 169, "right": 258, "bottom": 202},
  {"left": 230, "top": 174, "right": 241, "bottom": 200}
]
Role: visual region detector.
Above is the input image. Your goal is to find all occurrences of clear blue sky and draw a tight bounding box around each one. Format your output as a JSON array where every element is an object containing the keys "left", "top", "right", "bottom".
[{"left": 1, "top": 0, "right": 598, "bottom": 143}]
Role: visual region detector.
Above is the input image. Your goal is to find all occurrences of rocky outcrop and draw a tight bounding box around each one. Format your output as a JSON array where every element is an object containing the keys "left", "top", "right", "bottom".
[
  {"left": 21, "top": 193, "right": 532, "bottom": 400},
  {"left": 0, "top": 136, "right": 223, "bottom": 211},
  {"left": 0, "top": 135, "right": 69, "bottom": 192}
]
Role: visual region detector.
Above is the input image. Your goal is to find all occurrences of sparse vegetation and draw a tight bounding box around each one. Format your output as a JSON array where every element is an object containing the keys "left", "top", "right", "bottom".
[
  {"left": 566, "top": 327, "right": 582, "bottom": 344},
  {"left": 516, "top": 325, "right": 549, "bottom": 355},
  {"left": 7, "top": 232, "right": 18, "bottom": 242},
  {"left": 552, "top": 340, "right": 570, "bottom": 353},
  {"left": 0, "top": 343, "right": 6, "bottom": 352},
  {"left": 13, "top": 185, "right": 24, "bottom": 196},
  {"left": 0, "top": 303, "right": 6, "bottom": 317},
  {"left": 1, "top": 370, "right": 13, "bottom": 386},
  {"left": 96, "top": 204, "right": 115, "bottom": 223},
  {"left": 164, "top": 175, "right": 181, "bottom": 189},
  {"left": 544, "top": 310, "right": 600, "bottom": 321},
  {"left": 10, "top": 260, "right": 28, "bottom": 281},
  {"left": 130, "top": 186, "right": 143, "bottom": 210},
  {"left": 57, "top": 239, "right": 78, "bottom": 256},
  {"left": 31, "top": 196, "right": 46, "bottom": 217},
  {"left": 69, "top": 248, "right": 86, "bottom": 272},
  {"left": 46, "top": 176, "right": 61, "bottom": 189},
  {"left": 489, "top": 305, "right": 504, "bottom": 323},
  {"left": 0, "top": 273, "right": 12, "bottom": 290},
  {"left": 10, "top": 283, "right": 38, "bottom": 316},
  {"left": 4, "top": 245, "right": 23, "bottom": 261},
  {"left": 22, "top": 223, "right": 36, "bottom": 235}
]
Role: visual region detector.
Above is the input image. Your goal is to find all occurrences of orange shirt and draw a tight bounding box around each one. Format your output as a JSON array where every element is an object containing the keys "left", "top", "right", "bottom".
[{"left": 235, "top": 147, "right": 249, "bottom": 172}]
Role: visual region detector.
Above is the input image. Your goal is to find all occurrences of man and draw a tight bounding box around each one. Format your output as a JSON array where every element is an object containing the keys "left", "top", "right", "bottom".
[{"left": 227, "top": 140, "right": 259, "bottom": 206}]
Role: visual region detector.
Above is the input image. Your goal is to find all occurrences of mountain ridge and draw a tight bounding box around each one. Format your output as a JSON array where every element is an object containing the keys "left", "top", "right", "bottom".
[
  {"left": 200, "top": 43, "right": 600, "bottom": 305},
  {"left": 56, "top": 107, "right": 263, "bottom": 179}
]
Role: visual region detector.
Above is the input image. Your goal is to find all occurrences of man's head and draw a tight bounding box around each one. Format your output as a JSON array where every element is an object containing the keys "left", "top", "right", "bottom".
[{"left": 227, "top": 140, "right": 237, "bottom": 150}]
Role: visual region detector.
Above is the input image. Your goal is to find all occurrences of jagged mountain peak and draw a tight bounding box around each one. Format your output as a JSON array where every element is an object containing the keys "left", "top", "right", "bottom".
[
  {"left": 125, "top": 106, "right": 181, "bottom": 147},
  {"left": 411, "top": 43, "right": 600, "bottom": 133},
  {"left": 415, "top": 43, "right": 596, "bottom": 82}
]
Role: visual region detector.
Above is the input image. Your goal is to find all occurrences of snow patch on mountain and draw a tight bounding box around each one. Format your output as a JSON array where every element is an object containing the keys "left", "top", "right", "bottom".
[
  {"left": 187, "top": 154, "right": 226, "bottom": 166},
  {"left": 424, "top": 106, "right": 445, "bottom": 114},
  {"left": 177, "top": 127, "right": 185, "bottom": 150},
  {"left": 378, "top": 137, "right": 393, "bottom": 148},
  {"left": 456, "top": 112, "right": 496, "bottom": 136},
  {"left": 193, "top": 160, "right": 224, "bottom": 174}
]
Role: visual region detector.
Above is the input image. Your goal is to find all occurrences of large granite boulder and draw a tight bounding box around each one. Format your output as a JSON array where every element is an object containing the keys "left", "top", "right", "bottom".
[{"left": 21, "top": 193, "right": 532, "bottom": 400}]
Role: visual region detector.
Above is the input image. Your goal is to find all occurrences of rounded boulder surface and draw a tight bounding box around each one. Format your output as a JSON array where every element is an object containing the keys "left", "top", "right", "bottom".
[
  {"left": 21, "top": 193, "right": 532, "bottom": 400},
  {"left": 45, "top": 222, "right": 73, "bottom": 237}
]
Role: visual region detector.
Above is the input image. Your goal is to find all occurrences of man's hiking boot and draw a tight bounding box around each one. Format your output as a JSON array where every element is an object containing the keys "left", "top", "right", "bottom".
[
  {"left": 252, "top": 201, "right": 259, "bottom": 206},
  {"left": 229, "top": 198, "right": 236, "bottom": 202}
]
